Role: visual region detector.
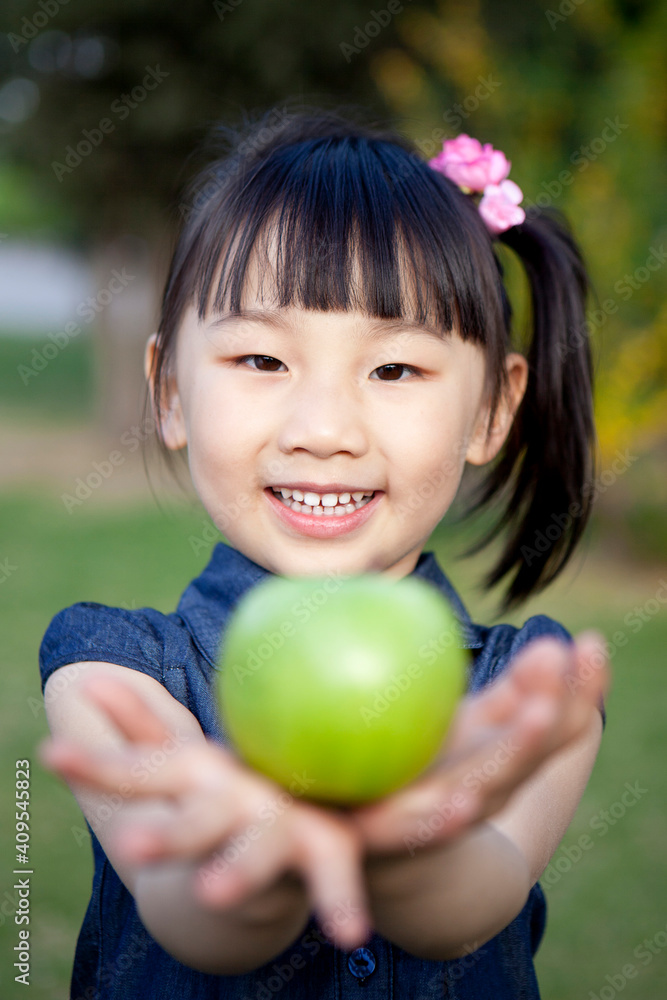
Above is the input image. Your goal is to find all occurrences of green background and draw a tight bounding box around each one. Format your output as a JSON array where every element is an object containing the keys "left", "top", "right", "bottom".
[{"left": 1, "top": 0, "right": 665, "bottom": 996}]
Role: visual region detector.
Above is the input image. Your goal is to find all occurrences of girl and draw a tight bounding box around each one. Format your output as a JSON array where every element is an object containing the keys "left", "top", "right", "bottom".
[{"left": 39, "top": 105, "right": 609, "bottom": 999}]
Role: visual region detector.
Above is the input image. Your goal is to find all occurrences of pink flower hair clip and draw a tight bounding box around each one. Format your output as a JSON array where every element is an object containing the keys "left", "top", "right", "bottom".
[{"left": 428, "top": 134, "right": 525, "bottom": 235}]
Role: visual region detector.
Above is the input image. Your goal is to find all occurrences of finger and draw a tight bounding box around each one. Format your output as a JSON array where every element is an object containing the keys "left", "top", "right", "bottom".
[
  {"left": 437, "top": 681, "right": 523, "bottom": 764},
  {"left": 295, "top": 813, "right": 372, "bottom": 951},
  {"left": 463, "top": 637, "right": 593, "bottom": 751},
  {"left": 440, "top": 637, "right": 572, "bottom": 761},
  {"left": 38, "top": 738, "right": 232, "bottom": 801},
  {"left": 506, "top": 633, "right": 608, "bottom": 751},
  {"left": 79, "top": 675, "right": 176, "bottom": 745},
  {"left": 353, "top": 637, "right": 605, "bottom": 854},
  {"left": 116, "top": 780, "right": 271, "bottom": 865},
  {"left": 193, "top": 807, "right": 296, "bottom": 908},
  {"left": 352, "top": 689, "right": 562, "bottom": 852},
  {"left": 569, "top": 631, "right": 611, "bottom": 704}
]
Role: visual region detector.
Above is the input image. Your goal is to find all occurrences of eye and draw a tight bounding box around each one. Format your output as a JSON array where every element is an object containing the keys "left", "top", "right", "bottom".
[
  {"left": 371, "top": 364, "right": 421, "bottom": 381},
  {"left": 233, "top": 355, "right": 286, "bottom": 372}
]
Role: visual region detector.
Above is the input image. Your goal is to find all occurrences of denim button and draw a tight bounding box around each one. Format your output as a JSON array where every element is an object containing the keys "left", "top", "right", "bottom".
[{"left": 347, "top": 947, "right": 376, "bottom": 979}]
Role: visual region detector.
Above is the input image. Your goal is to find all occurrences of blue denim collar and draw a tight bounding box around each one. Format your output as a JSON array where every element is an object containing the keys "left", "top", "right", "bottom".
[{"left": 175, "top": 542, "right": 484, "bottom": 669}]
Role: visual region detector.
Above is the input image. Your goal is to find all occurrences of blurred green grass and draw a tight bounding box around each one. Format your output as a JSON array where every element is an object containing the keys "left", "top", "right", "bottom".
[
  {"left": 0, "top": 485, "right": 665, "bottom": 999},
  {"left": 0, "top": 334, "right": 95, "bottom": 425}
]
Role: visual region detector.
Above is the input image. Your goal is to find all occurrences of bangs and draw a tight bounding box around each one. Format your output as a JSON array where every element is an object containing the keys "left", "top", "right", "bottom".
[{"left": 185, "top": 134, "right": 504, "bottom": 344}]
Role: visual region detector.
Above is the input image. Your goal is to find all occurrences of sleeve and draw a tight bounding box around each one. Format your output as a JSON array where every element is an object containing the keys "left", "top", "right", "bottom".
[
  {"left": 39, "top": 602, "right": 166, "bottom": 693},
  {"left": 476, "top": 615, "right": 606, "bottom": 729}
]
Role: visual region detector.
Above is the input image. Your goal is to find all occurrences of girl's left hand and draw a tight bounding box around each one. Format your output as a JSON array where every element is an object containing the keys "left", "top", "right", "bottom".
[{"left": 347, "top": 631, "right": 609, "bottom": 854}]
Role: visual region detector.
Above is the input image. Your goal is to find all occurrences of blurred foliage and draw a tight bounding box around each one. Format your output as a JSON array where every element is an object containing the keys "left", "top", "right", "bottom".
[
  {"left": 0, "top": 0, "right": 410, "bottom": 238},
  {"left": 367, "top": 0, "right": 667, "bottom": 464},
  {"left": 0, "top": 0, "right": 665, "bottom": 463}
]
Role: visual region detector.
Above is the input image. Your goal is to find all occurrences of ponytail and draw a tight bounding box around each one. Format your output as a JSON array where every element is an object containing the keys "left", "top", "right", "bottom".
[{"left": 471, "top": 207, "right": 596, "bottom": 609}]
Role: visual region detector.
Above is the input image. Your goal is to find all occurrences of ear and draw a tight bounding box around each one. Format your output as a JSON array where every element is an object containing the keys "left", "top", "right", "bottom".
[
  {"left": 465, "top": 352, "right": 528, "bottom": 466},
  {"left": 144, "top": 333, "right": 187, "bottom": 451}
]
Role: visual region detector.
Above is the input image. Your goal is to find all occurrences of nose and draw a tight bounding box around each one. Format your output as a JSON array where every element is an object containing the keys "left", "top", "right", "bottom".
[{"left": 275, "top": 377, "right": 369, "bottom": 459}]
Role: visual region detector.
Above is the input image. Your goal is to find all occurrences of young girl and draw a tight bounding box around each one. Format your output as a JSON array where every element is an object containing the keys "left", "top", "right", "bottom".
[{"left": 39, "top": 106, "right": 609, "bottom": 999}]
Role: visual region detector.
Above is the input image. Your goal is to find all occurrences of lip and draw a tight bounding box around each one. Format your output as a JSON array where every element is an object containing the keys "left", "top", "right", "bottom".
[
  {"left": 264, "top": 487, "right": 384, "bottom": 538},
  {"left": 268, "top": 483, "right": 378, "bottom": 494}
]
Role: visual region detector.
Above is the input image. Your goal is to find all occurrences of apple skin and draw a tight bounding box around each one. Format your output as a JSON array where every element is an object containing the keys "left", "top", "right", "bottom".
[{"left": 218, "top": 573, "right": 468, "bottom": 805}]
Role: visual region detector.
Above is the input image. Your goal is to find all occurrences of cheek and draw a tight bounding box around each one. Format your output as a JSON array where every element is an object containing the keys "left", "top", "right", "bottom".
[
  {"left": 184, "top": 386, "right": 251, "bottom": 477},
  {"left": 383, "top": 393, "right": 469, "bottom": 484}
]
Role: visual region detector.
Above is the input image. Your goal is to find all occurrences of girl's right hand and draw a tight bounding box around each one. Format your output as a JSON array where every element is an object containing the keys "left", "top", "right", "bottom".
[{"left": 38, "top": 673, "right": 371, "bottom": 951}]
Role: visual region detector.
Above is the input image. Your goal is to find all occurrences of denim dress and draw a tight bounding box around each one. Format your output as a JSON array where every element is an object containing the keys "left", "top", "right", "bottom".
[{"left": 40, "top": 542, "right": 577, "bottom": 999}]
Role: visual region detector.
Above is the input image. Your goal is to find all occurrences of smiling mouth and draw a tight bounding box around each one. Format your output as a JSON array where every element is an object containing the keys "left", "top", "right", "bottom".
[{"left": 269, "top": 487, "right": 376, "bottom": 516}]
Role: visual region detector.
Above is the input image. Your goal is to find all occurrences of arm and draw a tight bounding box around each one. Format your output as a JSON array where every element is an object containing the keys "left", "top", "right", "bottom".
[
  {"left": 42, "top": 663, "right": 368, "bottom": 974},
  {"left": 350, "top": 632, "right": 608, "bottom": 960},
  {"left": 135, "top": 864, "right": 310, "bottom": 974},
  {"left": 363, "top": 714, "right": 601, "bottom": 959}
]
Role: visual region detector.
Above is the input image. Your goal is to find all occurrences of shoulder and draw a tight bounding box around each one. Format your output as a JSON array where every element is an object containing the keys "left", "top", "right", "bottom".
[
  {"left": 39, "top": 599, "right": 230, "bottom": 742},
  {"left": 469, "top": 614, "right": 573, "bottom": 694},
  {"left": 39, "top": 602, "right": 185, "bottom": 692}
]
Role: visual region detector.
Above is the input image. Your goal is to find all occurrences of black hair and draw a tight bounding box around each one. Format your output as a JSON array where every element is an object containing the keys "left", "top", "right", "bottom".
[{"left": 150, "top": 103, "right": 595, "bottom": 609}]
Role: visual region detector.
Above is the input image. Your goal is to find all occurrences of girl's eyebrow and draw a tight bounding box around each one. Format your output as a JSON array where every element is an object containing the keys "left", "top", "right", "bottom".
[{"left": 207, "top": 309, "right": 448, "bottom": 342}]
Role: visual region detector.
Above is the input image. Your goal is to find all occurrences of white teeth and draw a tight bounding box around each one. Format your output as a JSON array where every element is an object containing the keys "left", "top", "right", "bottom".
[
  {"left": 271, "top": 486, "right": 376, "bottom": 515},
  {"left": 273, "top": 487, "right": 374, "bottom": 507}
]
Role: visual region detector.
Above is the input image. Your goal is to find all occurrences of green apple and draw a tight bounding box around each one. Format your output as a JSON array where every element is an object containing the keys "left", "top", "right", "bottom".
[{"left": 218, "top": 573, "right": 467, "bottom": 805}]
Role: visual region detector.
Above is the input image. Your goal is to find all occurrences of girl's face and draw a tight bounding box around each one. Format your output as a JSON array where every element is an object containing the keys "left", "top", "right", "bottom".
[{"left": 149, "top": 272, "right": 526, "bottom": 581}]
